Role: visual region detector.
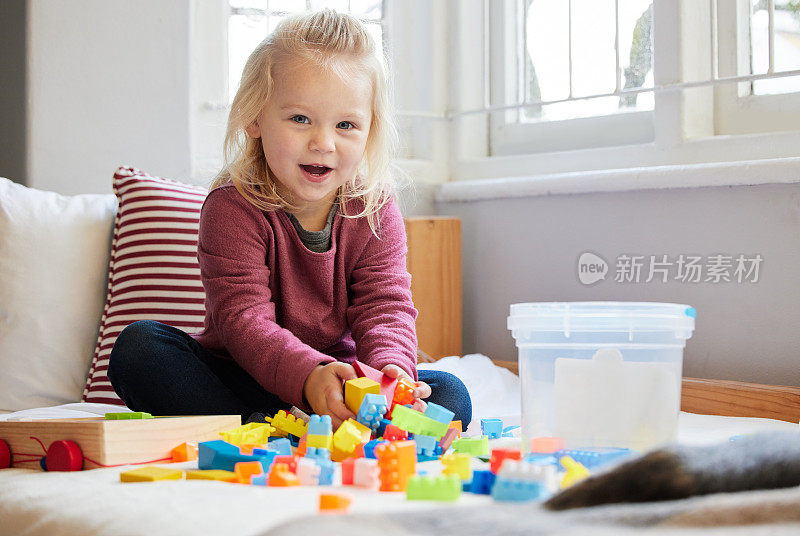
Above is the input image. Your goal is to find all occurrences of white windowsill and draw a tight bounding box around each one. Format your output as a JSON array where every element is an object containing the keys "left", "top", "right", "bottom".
[{"left": 435, "top": 156, "right": 800, "bottom": 203}]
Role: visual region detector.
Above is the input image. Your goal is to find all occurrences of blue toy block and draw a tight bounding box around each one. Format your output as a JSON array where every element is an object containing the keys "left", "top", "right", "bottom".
[
  {"left": 251, "top": 450, "right": 277, "bottom": 472},
  {"left": 501, "top": 425, "right": 520, "bottom": 437},
  {"left": 305, "top": 447, "right": 331, "bottom": 461},
  {"left": 469, "top": 470, "right": 496, "bottom": 495},
  {"left": 267, "top": 437, "right": 292, "bottom": 456},
  {"left": 363, "top": 439, "right": 388, "bottom": 459},
  {"left": 481, "top": 418, "right": 503, "bottom": 439},
  {"left": 250, "top": 474, "right": 268, "bottom": 486},
  {"left": 199, "top": 440, "right": 264, "bottom": 471},
  {"left": 308, "top": 414, "right": 332, "bottom": 436},
  {"left": 376, "top": 418, "right": 391, "bottom": 438},
  {"left": 491, "top": 477, "right": 548, "bottom": 502},
  {"left": 287, "top": 434, "right": 300, "bottom": 447},
  {"left": 554, "top": 447, "right": 634, "bottom": 470},
  {"left": 524, "top": 453, "right": 558, "bottom": 466},
  {"left": 414, "top": 434, "right": 438, "bottom": 457},
  {"left": 316, "top": 458, "right": 334, "bottom": 485},
  {"left": 356, "top": 393, "right": 388, "bottom": 432},
  {"left": 424, "top": 403, "right": 455, "bottom": 425}
]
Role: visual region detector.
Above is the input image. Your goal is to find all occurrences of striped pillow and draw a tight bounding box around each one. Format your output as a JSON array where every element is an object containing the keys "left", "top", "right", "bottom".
[{"left": 81, "top": 167, "right": 208, "bottom": 405}]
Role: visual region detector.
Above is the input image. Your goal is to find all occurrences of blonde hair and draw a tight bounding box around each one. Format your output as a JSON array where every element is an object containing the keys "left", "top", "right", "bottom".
[{"left": 212, "top": 9, "right": 400, "bottom": 235}]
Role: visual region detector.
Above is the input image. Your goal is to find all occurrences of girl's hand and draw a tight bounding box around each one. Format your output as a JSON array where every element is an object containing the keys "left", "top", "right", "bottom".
[
  {"left": 380, "top": 364, "right": 432, "bottom": 413},
  {"left": 303, "top": 362, "right": 357, "bottom": 429}
]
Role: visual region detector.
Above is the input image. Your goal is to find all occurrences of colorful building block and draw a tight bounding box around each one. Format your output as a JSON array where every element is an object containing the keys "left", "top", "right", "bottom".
[
  {"left": 363, "top": 439, "right": 388, "bottom": 459},
  {"left": 306, "top": 434, "right": 332, "bottom": 450},
  {"left": 268, "top": 463, "right": 300, "bottom": 486},
  {"left": 353, "top": 457, "right": 379, "bottom": 489},
  {"left": 450, "top": 436, "right": 489, "bottom": 457},
  {"left": 424, "top": 403, "right": 455, "bottom": 425},
  {"left": 170, "top": 442, "right": 198, "bottom": 462},
  {"left": 469, "top": 470, "right": 496, "bottom": 494},
  {"left": 491, "top": 460, "right": 555, "bottom": 501},
  {"left": 352, "top": 361, "right": 400, "bottom": 403},
  {"left": 297, "top": 458, "right": 321, "bottom": 486},
  {"left": 344, "top": 377, "right": 381, "bottom": 414},
  {"left": 376, "top": 418, "right": 391, "bottom": 438},
  {"left": 185, "top": 469, "right": 237, "bottom": 483},
  {"left": 265, "top": 410, "right": 308, "bottom": 438},
  {"left": 273, "top": 455, "right": 298, "bottom": 474},
  {"left": 414, "top": 434, "right": 439, "bottom": 457},
  {"left": 529, "top": 437, "right": 565, "bottom": 454},
  {"left": 382, "top": 424, "right": 408, "bottom": 441},
  {"left": 441, "top": 452, "right": 472, "bottom": 481},
  {"left": 234, "top": 461, "right": 264, "bottom": 484},
  {"left": 308, "top": 414, "right": 332, "bottom": 436},
  {"left": 406, "top": 474, "right": 461, "bottom": 501},
  {"left": 490, "top": 447, "right": 522, "bottom": 474},
  {"left": 559, "top": 456, "right": 590, "bottom": 489},
  {"left": 120, "top": 466, "right": 183, "bottom": 482},
  {"left": 105, "top": 412, "right": 153, "bottom": 420},
  {"left": 219, "top": 422, "right": 275, "bottom": 446},
  {"left": 481, "top": 418, "right": 503, "bottom": 439},
  {"left": 319, "top": 492, "right": 352, "bottom": 513},
  {"left": 199, "top": 440, "right": 267, "bottom": 472},
  {"left": 331, "top": 419, "right": 371, "bottom": 461},
  {"left": 491, "top": 477, "right": 548, "bottom": 502},
  {"left": 250, "top": 474, "right": 267, "bottom": 486},
  {"left": 316, "top": 457, "right": 335, "bottom": 485},
  {"left": 375, "top": 440, "right": 416, "bottom": 492},
  {"left": 449, "top": 420, "right": 462, "bottom": 434},
  {"left": 356, "top": 393, "right": 388, "bottom": 431},
  {"left": 304, "top": 447, "right": 331, "bottom": 461},
  {"left": 266, "top": 437, "right": 292, "bottom": 455},
  {"left": 439, "top": 428, "right": 459, "bottom": 452},
  {"left": 390, "top": 404, "right": 448, "bottom": 438},
  {"left": 295, "top": 434, "right": 308, "bottom": 457},
  {"left": 554, "top": 447, "right": 634, "bottom": 470},
  {"left": 340, "top": 457, "right": 356, "bottom": 485}
]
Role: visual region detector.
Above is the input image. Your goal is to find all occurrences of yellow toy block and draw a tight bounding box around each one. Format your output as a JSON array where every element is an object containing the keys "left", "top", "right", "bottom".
[
  {"left": 306, "top": 434, "right": 332, "bottom": 450},
  {"left": 185, "top": 469, "right": 237, "bottom": 483},
  {"left": 330, "top": 419, "right": 371, "bottom": 462},
  {"left": 120, "top": 466, "right": 183, "bottom": 482},
  {"left": 441, "top": 452, "right": 472, "bottom": 480},
  {"left": 170, "top": 441, "right": 198, "bottom": 462},
  {"left": 234, "top": 461, "right": 264, "bottom": 484},
  {"left": 266, "top": 410, "right": 308, "bottom": 438},
  {"left": 219, "top": 422, "right": 275, "bottom": 446},
  {"left": 344, "top": 377, "right": 380, "bottom": 414},
  {"left": 560, "top": 456, "right": 590, "bottom": 489}
]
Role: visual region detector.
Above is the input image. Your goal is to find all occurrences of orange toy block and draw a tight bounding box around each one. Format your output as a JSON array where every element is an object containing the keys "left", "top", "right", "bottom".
[
  {"left": 344, "top": 377, "right": 381, "bottom": 414},
  {"left": 392, "top": 378, "right": 415, "bottom": 406},
  {"left": 530, "top": 436, "right": 565, "bottom": 454},
  {"left": 375, "top": 440, "right": 416, "bottom": 491},
  {"left": 238, "top": 443, "right": 263, "bottom": 455},
  {"left": 448, "top": 421, "right": 462, "bottom": 435},
  {"left": 296, "top": 435, "right": 308, "bottom": 457},
  {"left": 234, "top": 461, "right": 264, "bottom": 484},
  {"left": 319, "top": 492, "right": 352, "bottom": 513},
  {"left": 170, "top": 442, "right": 198, "bottom": 462},
  {"left": 273, "top": 455, "right": 299, "bottom": 473},
  {"left": 269, "top": 463, "right": 300, "bottom": 486}
]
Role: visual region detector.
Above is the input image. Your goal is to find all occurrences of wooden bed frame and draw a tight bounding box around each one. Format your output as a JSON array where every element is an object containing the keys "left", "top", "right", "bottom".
[{"left": 404, "top": 216, "right": 800, "bottom": 425}]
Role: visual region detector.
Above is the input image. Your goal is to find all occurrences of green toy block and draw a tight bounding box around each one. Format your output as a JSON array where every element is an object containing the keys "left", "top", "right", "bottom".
[
  {"left": 105, "top": 412, "right": 153, "bottom": 420},
  {"left": 450, "top": 436, "right": 489, "bottom": 457},
  {"left": 406, "top": 474, "right": 461, "bottom": 501},
  {"left": 390, "top": 405, "right": 448, "bottom": 438}
]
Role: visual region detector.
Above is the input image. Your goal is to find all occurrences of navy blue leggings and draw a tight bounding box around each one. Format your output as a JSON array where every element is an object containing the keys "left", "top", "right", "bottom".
[{"left": 108, "top": 320, "right": 472, "bottom": 426}]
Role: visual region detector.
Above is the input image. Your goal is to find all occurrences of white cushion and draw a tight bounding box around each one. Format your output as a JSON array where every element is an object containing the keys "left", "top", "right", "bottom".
[{"left": 0, "top": 177, "right": 116, "bottom": 411}]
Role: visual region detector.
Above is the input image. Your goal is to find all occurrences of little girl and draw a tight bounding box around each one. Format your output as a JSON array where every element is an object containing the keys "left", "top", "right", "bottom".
[{"left": 108, "top": 10, "right": 472, "bottom": 428}]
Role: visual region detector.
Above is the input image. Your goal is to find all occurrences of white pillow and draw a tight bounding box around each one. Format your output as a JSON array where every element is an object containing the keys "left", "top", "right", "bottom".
[{"left": 0, "top": 177, "right": 116, "bottom": 411}]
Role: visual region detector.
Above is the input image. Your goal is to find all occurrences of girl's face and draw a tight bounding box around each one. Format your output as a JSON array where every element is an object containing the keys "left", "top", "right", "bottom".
[{"left": 247, "top": 58, "right": 373, "bottom": 227}]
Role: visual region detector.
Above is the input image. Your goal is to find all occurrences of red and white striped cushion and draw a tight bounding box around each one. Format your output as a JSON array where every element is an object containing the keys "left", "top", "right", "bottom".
[{"left": 82, "top": 167, "right": 208, "bottom": 405}]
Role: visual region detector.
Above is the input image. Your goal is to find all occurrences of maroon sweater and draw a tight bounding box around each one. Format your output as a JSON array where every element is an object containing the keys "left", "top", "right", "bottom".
[{"left": 192, "top": 184, "right": 418, "bottom": 409}]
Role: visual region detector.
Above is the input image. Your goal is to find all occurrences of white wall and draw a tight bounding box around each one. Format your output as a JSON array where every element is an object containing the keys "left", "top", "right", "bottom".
[{"left": 26, "top": 0, "right": 194, "bottom": 195}]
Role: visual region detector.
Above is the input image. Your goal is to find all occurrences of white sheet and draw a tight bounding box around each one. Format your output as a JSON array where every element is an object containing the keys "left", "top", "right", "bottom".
[{"left": 1, "top": 356, "right": 797, "bottom": 536}]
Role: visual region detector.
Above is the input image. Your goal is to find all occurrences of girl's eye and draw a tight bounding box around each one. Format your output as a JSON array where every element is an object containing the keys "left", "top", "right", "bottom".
[
  {"left": 337, "top": 121, "right": 354, "bottom": 130},
  {"left": 291, "top": 115, "right": 309, "bottom": 124}
]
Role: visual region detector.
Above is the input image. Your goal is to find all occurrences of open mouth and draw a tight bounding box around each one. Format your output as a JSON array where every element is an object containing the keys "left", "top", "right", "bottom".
[{"left": 300, "top": 164, "right": 332, "bottom": 176}]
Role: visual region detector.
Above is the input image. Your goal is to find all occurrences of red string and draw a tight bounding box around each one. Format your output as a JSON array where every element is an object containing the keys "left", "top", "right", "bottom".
[
  {"left": 29, "top": 436, "right": 48, "bottom": 454},
  {"left": 82, "top": 455, "right": 174, "bottom": 468}
]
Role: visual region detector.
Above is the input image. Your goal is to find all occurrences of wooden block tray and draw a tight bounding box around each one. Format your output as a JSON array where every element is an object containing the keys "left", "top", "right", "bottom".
[{"left": 0, "top": 415, "right": 241, "bottom": 470}]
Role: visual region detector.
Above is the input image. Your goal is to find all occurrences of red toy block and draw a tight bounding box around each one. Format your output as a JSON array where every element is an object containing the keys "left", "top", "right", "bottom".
[
  {"left": 490, "top": 447, "right": 522, "bottom": 474},
  {"left": 439, "top": 428, "right": 459, "bottom": 452},
  {"left": 340, "top": 457, "right": 356, "bottom": 485},
  {"left": 352, "top": 361, "right": 399, "bottom": 404},
  {"left": 375, "top": 440, "right": 416, "bottom": 492},
  {"left": 273, "top": 455, "right": 298, "bottom": 474},
  {"left": 353, "top": 443, "right": 366, "bottom": 458},
  {"left": 529, "top": 436, "right": 565, "bottom": 454},
  {"left": 382, "top": 424, "right": 408, "bottom": 441}
]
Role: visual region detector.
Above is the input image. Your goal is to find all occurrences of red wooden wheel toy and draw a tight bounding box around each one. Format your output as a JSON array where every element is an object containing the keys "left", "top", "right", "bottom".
[
  {"left": 0, "top": 439, "right": 10, "bottom": 469},
  {"left": 45, "top": 440, "right": 83, "bottom": 471}
]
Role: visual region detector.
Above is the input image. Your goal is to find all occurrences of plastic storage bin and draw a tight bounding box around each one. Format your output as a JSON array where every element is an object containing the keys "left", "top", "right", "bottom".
[{"left": 508, "top": 302, "right": 695, "bottom": 452}]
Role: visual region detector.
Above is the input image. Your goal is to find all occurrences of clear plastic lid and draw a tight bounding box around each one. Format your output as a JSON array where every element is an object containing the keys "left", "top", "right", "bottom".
[{"left": 508, "top": 301, "right": 696, "bottom": 334}]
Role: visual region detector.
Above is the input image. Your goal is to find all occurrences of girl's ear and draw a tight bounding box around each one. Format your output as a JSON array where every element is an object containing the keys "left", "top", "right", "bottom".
[{"left": 245, "top": 120, "right": 261, "bottom": 139}]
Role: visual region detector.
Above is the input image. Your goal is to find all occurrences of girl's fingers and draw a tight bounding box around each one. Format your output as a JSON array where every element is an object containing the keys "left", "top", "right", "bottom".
[{"left": 414, "top": 381, "right": 432, "bottom": 399}]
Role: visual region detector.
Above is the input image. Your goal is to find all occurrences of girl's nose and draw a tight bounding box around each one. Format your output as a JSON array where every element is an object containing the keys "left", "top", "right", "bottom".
[{"left": 309, "top": 127, "right": 335, "bottom": 153}]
